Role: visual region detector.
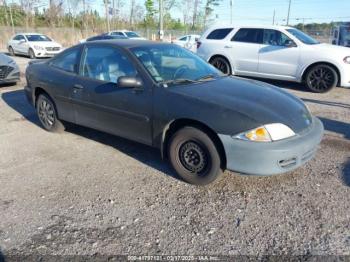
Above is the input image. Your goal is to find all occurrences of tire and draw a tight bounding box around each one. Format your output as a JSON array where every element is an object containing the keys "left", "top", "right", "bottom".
[
  {"left": 305, "top": 64, "right": 338, "bottom": 93},
  {"left": 36, "top": 94, "right": 65, "bottom": 132},
  {"left": 168, "top": 127, "right": 222, "bottom": 185},
  {"left": 8, "top": 46, "right": 15, "bottom": 56},
  {"left": 29, "top": 48, "right": 36, "bottom": 59},
  {"left": 210, "top": 56, "right": 232, "bottom": 75}
]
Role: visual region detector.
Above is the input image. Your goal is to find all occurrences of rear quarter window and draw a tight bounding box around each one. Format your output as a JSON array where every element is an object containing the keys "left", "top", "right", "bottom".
[{"left": 206, "top": 28, "right": 233, "bottom": 40}]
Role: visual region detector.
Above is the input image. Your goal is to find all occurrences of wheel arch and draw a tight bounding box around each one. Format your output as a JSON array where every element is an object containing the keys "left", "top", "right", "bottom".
[
  {"left": 208, "top": 54, "right": 232, "bottom": 73},
  {"left": 34, "top": 87, "right": 52, "bottom": 108},
  {"left": 161, "top": 118, "right": 227, "bottom": 170},
  {"left": 301, "top": 61, "right": 341, "bottom": 86}
]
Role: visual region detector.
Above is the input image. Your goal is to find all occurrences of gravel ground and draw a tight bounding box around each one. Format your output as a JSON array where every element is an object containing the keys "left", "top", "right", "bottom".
[{"left": 0, "top": 54, "right": 349, "bottom": 259}]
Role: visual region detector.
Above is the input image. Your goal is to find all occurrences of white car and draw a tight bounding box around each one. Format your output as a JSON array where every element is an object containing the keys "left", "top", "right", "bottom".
[
  {"left": 172, "top": 34, "right": 200, "bottom": 52},
  {"left": 109, "top": 30, "right": 146, "bottom": 40},
  {"left": 7, "top": 33, "right": 62, "bottom": 59},
  {"left": 197, "top": 25, "right": 350, "bottom": 92}
]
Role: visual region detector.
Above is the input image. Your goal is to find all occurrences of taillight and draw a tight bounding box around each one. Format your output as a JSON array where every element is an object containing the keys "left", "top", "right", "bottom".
[{"left": 196, "top": 41, "right": 202, "bottom": 49}]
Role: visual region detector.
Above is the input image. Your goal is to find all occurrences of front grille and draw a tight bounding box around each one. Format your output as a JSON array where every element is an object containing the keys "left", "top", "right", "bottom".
[
  {"left": 0, "top": 66, "right": 14, "bottom": 79},
  {"left": 45, "top": 47, "right": 60, "bottom": 51}
]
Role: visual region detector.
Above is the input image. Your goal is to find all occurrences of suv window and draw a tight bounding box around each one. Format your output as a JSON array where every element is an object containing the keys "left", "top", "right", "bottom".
[
  {"left": 50, "top": 47, "right": 80, "bottom": 73},
  {"left": 207, "top": 28, "right": 233, "bottom": 40},
  {"left": 80, "top": 46, "right": 137, "bottom": 83},
  {"left": 263, "top": 29, "right": 294, "bottom": 46},
  {"left": 179, "top": 36, "right": 188, "bottom": 41},
  {"left": 232, "top": 28, "right": 263, "bottom": 44}
]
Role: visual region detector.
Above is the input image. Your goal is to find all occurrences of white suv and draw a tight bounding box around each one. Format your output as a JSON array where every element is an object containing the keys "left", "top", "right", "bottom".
[
  {"left": 7, "top": 33, "right": 62, "bottom": 59},
  {"left": 197, "top": 25, "right": 350, "bottom": 92}
]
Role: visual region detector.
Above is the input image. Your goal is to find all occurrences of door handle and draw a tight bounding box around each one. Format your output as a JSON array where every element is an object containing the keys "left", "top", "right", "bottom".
[
  {"left": 224, "top": 45, "right": 233, "bottom": 48},
  {"left": 73, "top": 84, "right": 84, "bottom": 89}
]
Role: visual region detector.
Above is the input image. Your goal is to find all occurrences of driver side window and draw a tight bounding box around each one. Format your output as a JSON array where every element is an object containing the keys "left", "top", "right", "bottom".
[
  {"left": 263, "top": 29, "right": 294, "bottom": 46},
  {"left": 80, "top": 46, "right": 137, "bottom": 83}
]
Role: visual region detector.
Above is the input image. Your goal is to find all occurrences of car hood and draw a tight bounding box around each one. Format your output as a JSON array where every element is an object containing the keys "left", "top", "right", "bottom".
[
  {"left": 310, "top": 43, "right": 350, "bottom": 55},
  {"left": 0, "top": 53, "right": 15, "bottom": 66},
  {"left": 168, "top": 76, "right": 312, "bottom": 134},
  {"left": 28, "top": 41, "right": 62, "bottom": 48}
]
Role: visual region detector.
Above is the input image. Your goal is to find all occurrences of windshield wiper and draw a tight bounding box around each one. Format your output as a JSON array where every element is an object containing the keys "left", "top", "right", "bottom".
[
  {"left": 162, "top": 78, "right": 198, "bottom": 86},
  {"left": 195, "top": 74, "right": 216, "bottom": 81}
]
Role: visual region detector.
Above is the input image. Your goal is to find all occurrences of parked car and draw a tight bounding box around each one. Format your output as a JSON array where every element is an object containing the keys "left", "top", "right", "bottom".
[
  {"left": 0, "top": 53, "right": 20, "bottom": 85},
  {"left": 197, "top": 25, "right": 350, "bottom": 92},
  {"left": 7, "top": 33, "right": 62, "bottom": 59},
  {"left": 25, "top": 40, "right": 323, "bottom": 185},
  {"left": 172, "top": 34, "right": 200, "bottom": 52},
  {"left": 332, "top": 23, "right": 350, "bottom": 47},
  {"left": 109, "top": 30, "right": 146, "bottom": 40},
  {"left": 86, "top": 34, "right": 128, "bottom": 41}
]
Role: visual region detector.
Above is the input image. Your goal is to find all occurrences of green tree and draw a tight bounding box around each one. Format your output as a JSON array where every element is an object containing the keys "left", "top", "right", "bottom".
[{"left": 144, "top": 0, "right": 157, "bottom": 28}]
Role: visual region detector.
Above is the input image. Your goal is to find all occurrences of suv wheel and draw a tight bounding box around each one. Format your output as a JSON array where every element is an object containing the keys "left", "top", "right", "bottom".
[
  {"left": 168, "top": 127, "right": 222, "bottom": 185},
  {"left": 305, "top": 64, "right": 338, "bottom": 93},
  {"left": 36, "top": 94, "right": 65, "bottom": 132},
  {"left": 210, "top": 56, "right": 231, "bottom": 75}
]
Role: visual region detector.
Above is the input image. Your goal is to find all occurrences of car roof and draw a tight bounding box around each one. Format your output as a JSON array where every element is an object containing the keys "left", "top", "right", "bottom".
[
  {"left": 207, "top": 24, "right": 294, "bottom": 30},
  {"left": 82, "top": 39, "right": 169, "bottom": 49},
  {"left": 17, "top": 33, "right": 46, "bottom": 35}
]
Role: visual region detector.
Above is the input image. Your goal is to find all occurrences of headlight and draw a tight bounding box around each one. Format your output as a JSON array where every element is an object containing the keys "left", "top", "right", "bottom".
[
  {"left": 33, "top": 45, "right": 44, "bottom": 50},
  {"left": 344, "top": 56, "right": 350, "bottom": 64},
  {"left": 235, "top": 123, "right": 295, "bottom": 142}
]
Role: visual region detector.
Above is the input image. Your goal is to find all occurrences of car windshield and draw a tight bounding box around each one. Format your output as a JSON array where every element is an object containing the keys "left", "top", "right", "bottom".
[
  {"left": 286, "top": 28, "right": 319, "bottom": 45},
  {"left": 26, "top": 34, "right": 52, "bottom": 42},
  {"left": 125, "top": 31, "right": 140, "bottom": 38},
  {"left": 131, "top": 44, "right": 223, "bottom": 86}
]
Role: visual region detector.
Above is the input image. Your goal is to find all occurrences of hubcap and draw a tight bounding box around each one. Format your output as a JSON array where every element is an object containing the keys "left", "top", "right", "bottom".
[
  {"left": 212, "top": 59, "right": 229, "bottom": 75},
  {"left": 308, "top": 67, "right": 335, "bottom": 91},
  {"left": 179, "top": 141, "right": 208, "bottom": 173},
  {"left": 38, "top": 99, "right": 55, "bottom": 128}
]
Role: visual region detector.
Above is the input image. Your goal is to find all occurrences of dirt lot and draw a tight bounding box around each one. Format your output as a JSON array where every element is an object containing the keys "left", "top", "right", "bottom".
[{"left": 0, "top": 54, "right": 349, "bottom": 259}]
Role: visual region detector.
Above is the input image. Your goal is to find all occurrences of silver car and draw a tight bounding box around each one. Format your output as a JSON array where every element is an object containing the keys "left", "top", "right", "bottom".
[{"left": 0, "top": 53, "right": 20, "bottom": 84}]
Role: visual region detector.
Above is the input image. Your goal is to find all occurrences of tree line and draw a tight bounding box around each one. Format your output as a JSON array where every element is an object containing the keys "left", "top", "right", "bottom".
[{"left": 0, "top": 0, "right": 222, "bottom": 32}]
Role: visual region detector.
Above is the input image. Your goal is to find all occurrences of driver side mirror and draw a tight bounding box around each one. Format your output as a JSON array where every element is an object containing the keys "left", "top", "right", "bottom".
[
  {"left": 117, "top": 76, "right": 143, "bottom": 89},
  {"left": 284, "top": 40, "right": 297, "bottom": 48},
  {"left": 19, "top": 39, "right": 26, "bottom": 43}
]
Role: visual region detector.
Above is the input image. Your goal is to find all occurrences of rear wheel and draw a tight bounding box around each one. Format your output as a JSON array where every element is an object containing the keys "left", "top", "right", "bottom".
[
  {"left": 36, "top": 94, "right": 65, "bottom": 132},
  {"left": 210, "top": 56, "right": 231, "bottom": 75},
  {"left": 168, "top": 127, "right": 222, "bottom": 185},
  {"left": 29, "top": 48, "right": 36, "bottom": 59},
  {"left": 305, "top": 64, "right": 338, "bottom": 93},
  {"left": 8, "top": 46, "right": 15, "bottom": 56}
]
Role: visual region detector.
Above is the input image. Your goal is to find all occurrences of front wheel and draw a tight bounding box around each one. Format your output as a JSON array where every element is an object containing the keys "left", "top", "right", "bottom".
[
  {"left": 29, "top": 48, "right": 36, "bottom": 59},
  {"left": 305, "top": 64, "right": 338, "bottom": 93},
  {"left": 210, "top": 56, "right": 231, "bottom": 75},
  {"left": 36, "top": 94, "right": 65, "bottom": 132},
  {"left": 8, "top": 46, "right": 15, "bottom": 56},
  {"left": 168, "top": 127, "right": 222, "bottom": 185}
]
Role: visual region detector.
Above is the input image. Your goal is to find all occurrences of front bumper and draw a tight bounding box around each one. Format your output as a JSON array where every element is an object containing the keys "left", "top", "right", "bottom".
[
  {"left": 34, "top": 50, "right": 61, "bottom": 58},
  {"left": 219, "top": 117, "right": 324, "bottom": 176}
]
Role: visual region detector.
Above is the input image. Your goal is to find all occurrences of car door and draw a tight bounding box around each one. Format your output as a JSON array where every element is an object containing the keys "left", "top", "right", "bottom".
[
  {"left": 258, "top": 29, "right": 300, "bottom": 79},
  {"left": 11, "top": 35, "right": 23, "bottom": 53},
  {"left": 230, "top": 28, "right": 263, "bottom": 75},
  {"left": 73, "top": 44, "right": 153, "bottom": 145},
  {"left": 17, "top": 35, "right": 30, "bottom": 54},
  {"left": 46, "top": 46, "right": 82, "bottom": 123}
]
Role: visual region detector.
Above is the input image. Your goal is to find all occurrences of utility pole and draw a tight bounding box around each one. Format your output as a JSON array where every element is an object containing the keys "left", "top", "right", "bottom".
[
  {"left": 230, "top": 0, "right": 233, "bottom": 24},
  {"left": 272, "top": 9, "right": 275, "bottom": 25},
  {"left": 286, "top": 0, "right": 291, "bottom": 25},
  {"left": 159, "top": 0, "right": 164, "bottom": 41}
]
